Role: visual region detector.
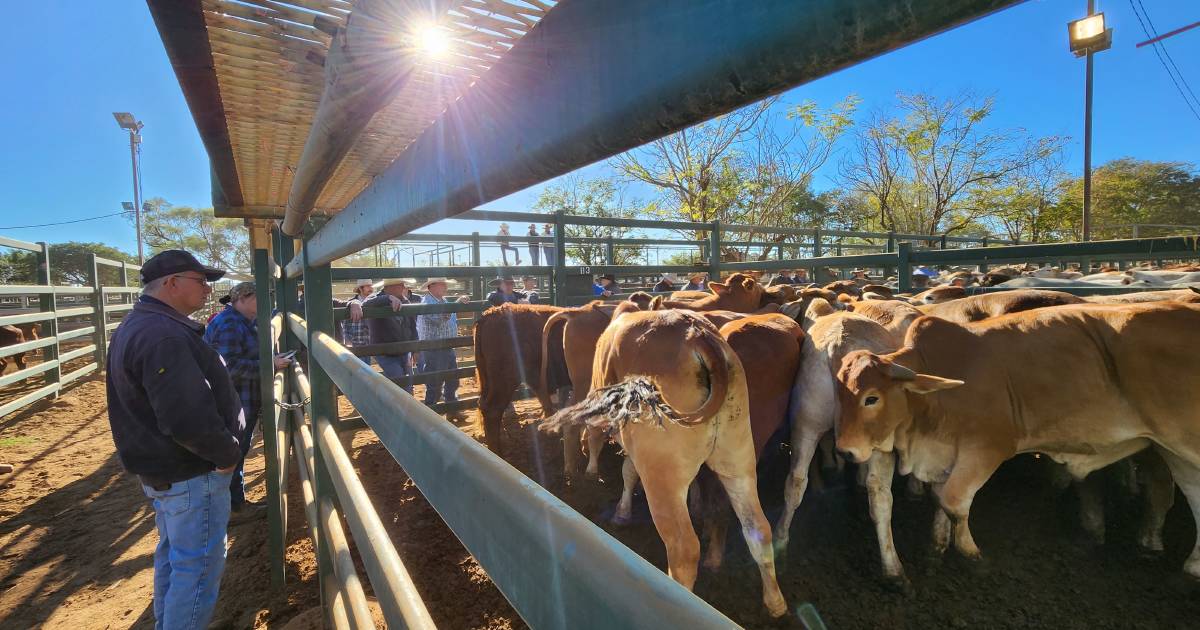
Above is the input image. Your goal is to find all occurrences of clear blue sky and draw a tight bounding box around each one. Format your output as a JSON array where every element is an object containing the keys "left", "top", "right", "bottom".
[{"left": 0, "top": 0, "right": 1196, "bottom": 256}]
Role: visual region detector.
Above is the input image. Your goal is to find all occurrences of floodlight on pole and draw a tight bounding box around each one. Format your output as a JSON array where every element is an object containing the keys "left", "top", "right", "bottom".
[
  {"left": 113, "top": 112, "right": 145, "bottom": 263},
  {"left": 1068, "top": 4, "right": 1111, "bottom": 243}
]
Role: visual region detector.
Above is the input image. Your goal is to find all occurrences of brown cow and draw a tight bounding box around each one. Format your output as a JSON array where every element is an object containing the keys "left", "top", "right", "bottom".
[
  {"left": 658, "top": 273, "right": 764, "bottom": 312},
  {"left": 823, "top": 280, "right": 863, "bottom": 298},
  {"left": 474, "top": 304, "right": 571, "bottom": 454},
  {"left": 1084, "top": 287, "right": 1200, "bottom": 304},
  {"left": 834, "top": 302, "right": 1200, "bottom": 578},
  {"left": 0, "top": 325, "right": 27, "bottom": 374},
  {"left": 542, "top": 308, "right": 787, "bottom": 617},
  {"left": 697, "top": 314, "right": 804, "bottom": 570},
  {"left": 918, "top": 289, "right": 1085, "bottom": 322},
  {"left": 911, "top": 286, "right": 966, "bottom": 305}
]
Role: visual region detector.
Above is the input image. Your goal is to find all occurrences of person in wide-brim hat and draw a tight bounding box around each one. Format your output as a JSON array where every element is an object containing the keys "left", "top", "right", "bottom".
[
  {"left": 421, "top": 277, "right": 451, "bottom": 291},
  {"left": 488, "top": 275, "right": 516, "bottom": 287}
]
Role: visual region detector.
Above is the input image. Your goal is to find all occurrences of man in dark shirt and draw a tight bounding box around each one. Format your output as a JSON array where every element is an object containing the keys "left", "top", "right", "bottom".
[
  {"left": 652, "top": 273, "right": 676, "bottom": 293},
  {"left": 106, "top": 250, "right": 241, "bottom": 630},
  {"left": 204, "top": 281, "right": 292, "bottom": 518},
  {"left": 364, "top": 278, "right": 418, "bottom": 393},
  {"left": 486, "top": 275, "right": 525, "bottom": 307}
]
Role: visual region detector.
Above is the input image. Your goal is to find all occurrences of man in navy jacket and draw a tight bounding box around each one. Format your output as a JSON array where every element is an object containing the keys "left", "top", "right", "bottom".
[{"left": 106, "top": 250, "right": 241, "bottom": 630}]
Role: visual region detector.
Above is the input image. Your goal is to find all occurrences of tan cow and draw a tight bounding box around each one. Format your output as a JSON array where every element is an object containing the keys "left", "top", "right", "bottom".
[
  {"left": 834, "top": 302, "right": 1200, "bottom": 578},
  {"left": 918, "top": 289, "right": 1085, "bottom": 322},
  {"left": 1084, "top": 287, "right": 1200, "bottom": 304},
  {"left": 542, "top": 308, "right": 787, "bottom": 616},
  {"left": 543, "top": 278, "right": 772, "bottom": 478}
]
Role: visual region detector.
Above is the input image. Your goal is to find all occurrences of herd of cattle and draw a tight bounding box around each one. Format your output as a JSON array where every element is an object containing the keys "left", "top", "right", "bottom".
[{"left": 472, "top": 265, "right": 1200, "bottom": 617}]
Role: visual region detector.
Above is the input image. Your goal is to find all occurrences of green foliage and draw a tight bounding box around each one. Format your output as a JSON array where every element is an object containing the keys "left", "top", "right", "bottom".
[
  {"left": 138, "top": 198, "right": 250, "bottom": 274},
  {"left": 0, "top": 242, "right": 136, "bottom": 286},
  {"left": 533, "top": 176, "right": 644, "bottom": 265}
]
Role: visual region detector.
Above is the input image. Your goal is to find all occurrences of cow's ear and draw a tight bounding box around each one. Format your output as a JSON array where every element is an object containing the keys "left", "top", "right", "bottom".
[
  {"left": 709, "top": 281, "right": 729, "bottom": 294},
  {"left": 650, "top": 296, "right": 664, "bottom": 310},
  {"left": 902, "top": 374, "right": 965, "bottom": 394}
]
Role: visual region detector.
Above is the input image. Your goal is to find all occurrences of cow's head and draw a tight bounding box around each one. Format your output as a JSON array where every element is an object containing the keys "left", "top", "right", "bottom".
[
  {"left": 762, "top": 283, "right": 798, "bottom": 305},
  {"left": 834, "top": 350, "right": 963, "bottom": 464},
  {"left": 708, "top": 273, "right": 764, "bottom": 311}
]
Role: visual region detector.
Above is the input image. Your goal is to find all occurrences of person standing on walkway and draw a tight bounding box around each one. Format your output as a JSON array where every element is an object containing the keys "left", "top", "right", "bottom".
[
  {"left": 416, "top": 278, "right": 471, "bottom": 419},
  {"left": 364, "top": 278, "right": 418, "bottom": 393},
  {"left": 204, "top": 281, "right": 293, "bottom": 520},
  {"left": 497, "top": 223, "right": 522, "bottom": 266},
  {"left": 541, "top": 223, "right": 555, "bottom": 267},
  {"left": 106, "top": 250, "right": 242, "bottom": 630},
  {"left": 526, "top": 223, "right": 541, "bottom": 266}
]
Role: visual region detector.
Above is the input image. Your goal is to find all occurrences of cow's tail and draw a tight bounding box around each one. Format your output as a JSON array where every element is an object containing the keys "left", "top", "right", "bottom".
[
  {"left": 539, "top": 310, "right": 575, "bottom": 413},
  {"left": 671, "top": 323, "right": 731, "bottom": 424},
  {"left": 540, "top": 377, "right": 683, "bottom": 435}
]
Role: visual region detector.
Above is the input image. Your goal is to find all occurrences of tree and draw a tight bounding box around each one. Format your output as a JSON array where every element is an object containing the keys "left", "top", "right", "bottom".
[
  {"left": 840, "top": 92, "right": 1065, "bottom": 236},
  {"left": 532, "top": 176, "right": 644, "bottom": 266},
  {"left": 137, "top": 198, "right": 251, "bottom": 274},
  {"left": 613, "top": 96, "right": 858, "bottom": 258},
  {"left": 1067, "top": 159, "right": 1200, "bottom": 239},
  {"left": 0, "top": 242, "right": 136, "bottom": 286}
]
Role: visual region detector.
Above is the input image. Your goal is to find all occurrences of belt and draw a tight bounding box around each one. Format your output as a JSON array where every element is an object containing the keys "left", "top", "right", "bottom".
[{"left": 138, "top": 475, "right": 174, "bottom": 491}]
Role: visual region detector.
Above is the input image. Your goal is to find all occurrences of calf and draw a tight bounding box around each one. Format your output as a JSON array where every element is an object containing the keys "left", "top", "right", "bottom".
[
  {"left": 658, "top": 273, "right": 765, "bottom": 312},
  {"left": 542, "top": 309, "right": 787, "bottom": 617},
  {"left": 474, "top": 304, "right": 571, "bottom": 454},
  {"left": 0, "top": 325, "right": 27, "bottom": 374},
  {"left": 834, "top": 302, "right": 1200, "bottom": 578}
]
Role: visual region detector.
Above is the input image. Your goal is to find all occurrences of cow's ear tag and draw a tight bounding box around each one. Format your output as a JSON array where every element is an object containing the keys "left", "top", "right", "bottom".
[{"left": 158, "top": 367, "right": 166, "bottom": 374}]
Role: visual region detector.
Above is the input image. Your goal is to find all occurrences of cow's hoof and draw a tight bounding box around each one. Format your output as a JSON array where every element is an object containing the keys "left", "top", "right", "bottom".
[
  {"left": 765, "top": 599, "right": 788, "bottom": 619},
  {"left": 612, "top": 510, "right": 632, "bottom": 526},
  {"left": 882, "top": 573, "right": 914, "bottom": 597}
]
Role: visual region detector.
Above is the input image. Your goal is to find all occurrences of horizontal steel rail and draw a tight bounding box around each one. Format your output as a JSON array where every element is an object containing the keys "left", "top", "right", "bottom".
[
  {"left": 331, "top": 265, "right": 549, "bottom": 280},
  {"left": 0, "top": 311, "right": 56, "bottom": 327},
  {"left": 58, "top": 345, "right": 98, "bottom": 363},
  {"left": 56, "top": 326, "right": 96, "bottom": 342},
  {"left": 0, "top": 360, "right": 59, "bottom": 389},
  {"left": 0, "top": 285, "right": 55, "bottom": 296},
  {"left": 0, "top": 336, "right": 58, "bottom": 359},
  {"left": 347, "top": 337, "right": 473, "bottom": 356},
  {"left": 289, "top": 360, "right": 438, "bottom": 630},
  {"left": 0, "top": 383, "right": 61, "bottom": 417},
  {"left": 56, "top": 307, "right": 96, "bottom": 318},
  {"left": 909, "top": 235, "right": 1200, "bottom": 265},
  {"left": 0, "top": 235, "right": 43, "bottom": 252},
  {"left": 60, "top": 363, "right": 99, "bottom": 385},
  {"left": 333, "top": 301, "right": 487, "bottom": 321},
  {"left": 288, "top": 313, "right": 738, "bottom": 628}
]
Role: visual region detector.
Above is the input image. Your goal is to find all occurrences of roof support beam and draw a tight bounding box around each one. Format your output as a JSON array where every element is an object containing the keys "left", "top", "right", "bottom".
[
  {"left": 288, "top": 0, "right": 1023, "bottom": 276},
  {"left": 280, "top": 0, "right": 425, "bottom": 235}
]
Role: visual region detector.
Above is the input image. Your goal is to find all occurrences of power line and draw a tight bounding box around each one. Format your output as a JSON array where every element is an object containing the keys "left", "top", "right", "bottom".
[
  {"left": 1129, "top": 0, "right": 1200, "bottom": 123},
  {"left": 1135, "top": 0, "right": 1200, "bottom": 107},
  {"left": 0, "top": 210, "right": 134, "bottom": 230}
]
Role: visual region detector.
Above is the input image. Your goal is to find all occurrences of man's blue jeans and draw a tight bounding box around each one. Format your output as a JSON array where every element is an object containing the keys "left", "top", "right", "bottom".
[
  {"left": 142, "top": 470, "right": 232, "bottom": 630},
  {"left": 420, "top": 348, "right": 459, "bottom": 406},
  {"left": 229, "top": 404, "right": 259, "bottom": 507},
  {"left": 376, "top": 354, "right": 413, "bottom": 394}
]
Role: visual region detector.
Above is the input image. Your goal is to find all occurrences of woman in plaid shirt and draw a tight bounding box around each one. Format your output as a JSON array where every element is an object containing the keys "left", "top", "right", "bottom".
[{"left": 416, "top": 278, "right": 471, "bottom": 420}]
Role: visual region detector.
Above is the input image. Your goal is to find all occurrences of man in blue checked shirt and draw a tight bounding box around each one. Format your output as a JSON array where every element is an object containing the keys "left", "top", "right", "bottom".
[
  {"left": 416, "top": 278, "right": 471, "bottom": 420},
  {"left": 341, "top": 278, "right": 374, "bottom": 350},
  {"left": 204, "top": 281, "right": 292, "bottom": 520}
]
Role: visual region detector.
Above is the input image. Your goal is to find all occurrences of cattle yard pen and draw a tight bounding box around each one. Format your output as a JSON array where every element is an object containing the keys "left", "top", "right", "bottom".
[{"left": 0, "top": 235, "right": 140, "bottom": 417}]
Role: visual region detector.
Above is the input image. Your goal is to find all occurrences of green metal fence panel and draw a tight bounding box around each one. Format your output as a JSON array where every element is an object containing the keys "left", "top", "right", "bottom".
[{"left": 255, "top": 247, "right": 286, "bottom": 588}]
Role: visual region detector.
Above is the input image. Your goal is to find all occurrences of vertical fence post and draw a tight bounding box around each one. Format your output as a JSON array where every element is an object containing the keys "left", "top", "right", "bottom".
[
  {"left": 255, "top": 247, "right": 286, "bottom": 588},
  {"left": 940, "top": 234, "right": 948, "bottom": 249},
  {"left": 884, "top": 231, "right": 896, "bottom": 280},
  {"left": 470, "top": 232, "right": 482, "bottom": 300},
  {"left": 301, "top": 237, "right": 338, "bottom": 621},
  {"left": 274, "top": 228, "right": 296, "bottom": 353},
  {"left": 708, "top": 221, "right": 721, "bottom": 282},
  {"left": 897, "top": 242, "right": 913, "bottom": 294},
  {"left": 1132, "top": 224, "right": 1140, "bottom": 239},
  {"left": 89, "top": 254, "right": 107, "bottom": 368},
  {"left": 605, "top": 236, "right": 616, "bottom": 266},
  {"left": 37, "top": 242, "right": 61, "bottom": 392},
  {"left": 552, "top": 211, "right": 566, "bottom": 306},
  {"left": 812, "top": 228, "right": 823, "bottom": 258}
]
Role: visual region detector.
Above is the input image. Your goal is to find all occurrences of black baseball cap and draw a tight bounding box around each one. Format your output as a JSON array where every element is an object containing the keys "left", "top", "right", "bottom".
[{"left": 140, "top": 249, "right": 226, "bottom": 284}]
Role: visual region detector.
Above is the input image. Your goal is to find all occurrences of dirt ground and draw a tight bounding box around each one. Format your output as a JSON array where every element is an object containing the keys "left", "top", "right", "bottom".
[{"left": 2, "top": 375, "right": 1199, "bottom": 629}]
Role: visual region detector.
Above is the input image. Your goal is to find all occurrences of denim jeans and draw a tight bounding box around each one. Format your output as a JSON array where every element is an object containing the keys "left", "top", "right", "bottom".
[
  {"left": 420, "top": 348, "right": 459, "bottom": 406},
  {"left": 542, "top": 245, "right": 555, "bottom": 267},
  {"left": 229, "top": 405, "right": 259, "bottom": 507},
  {"left": 527, "top": 244, "right": 540, "bottom": 266},
  {"left": 499, "top": 244, "right": 521, "bottom": 266},
  {"left": 376, "top": 354, "right": 413, "bottom": 394},
  {"left": 143, "top": 470, "right": 232, "bottom": 630}
]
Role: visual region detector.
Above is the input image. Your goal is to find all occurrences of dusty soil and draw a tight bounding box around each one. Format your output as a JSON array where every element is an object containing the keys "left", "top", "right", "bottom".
[{"left": 3, "top": 375, "right": 1199, "bottom": 629}]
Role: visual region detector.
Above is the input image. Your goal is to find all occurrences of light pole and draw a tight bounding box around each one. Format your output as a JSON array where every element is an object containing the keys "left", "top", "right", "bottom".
[
  {"left": 1067, "top": 6, "right": 1112, "bottom": 242},
  {"left": 113, "top": 112, "right": 145, "bottom": 263}
]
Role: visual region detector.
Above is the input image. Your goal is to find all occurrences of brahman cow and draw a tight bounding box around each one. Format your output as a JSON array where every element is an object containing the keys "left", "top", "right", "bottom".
[
  {"left": 543, "top": 306, "right": 787, "bottom": 617},
  {"left": 918, "top": 290, "right": 1085, "bottom": 322},
  {"left": 833, "top": 302, "right": 1200, "bottom": 578},
  {"left": 1084, "top": 287, "right": 1200, "bottom": 304}
]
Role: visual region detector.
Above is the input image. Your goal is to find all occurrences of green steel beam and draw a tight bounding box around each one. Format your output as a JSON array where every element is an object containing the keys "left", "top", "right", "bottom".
[
  {"left": 287, "top": 0, "right": 1023, "bottom": 275},
  {"left": 254, "top": 248, "right": 286, "bottom": 588},
  {"left": 293, "top": 316, "right": 740, "bottom": 628},
  {"left": 909, "top": 235, "right": 1200, "bottom": 265}
]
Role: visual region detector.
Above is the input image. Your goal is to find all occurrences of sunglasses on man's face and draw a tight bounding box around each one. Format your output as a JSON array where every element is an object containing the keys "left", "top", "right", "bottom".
[{"left": 172, "top": 274, "right": 212, "bottom": 287}]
